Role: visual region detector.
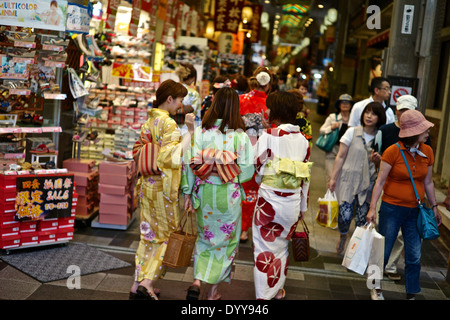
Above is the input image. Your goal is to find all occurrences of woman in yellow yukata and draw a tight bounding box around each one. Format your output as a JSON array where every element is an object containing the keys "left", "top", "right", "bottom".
[
  {"left": 130, "top": 79, "right": 195, "bottom": 300},
  {"left": 181, "top": 87, "right": 255, "bottom": 300},
  {"left": 252, "top": 91, "right": 313, "bottom": 300}
]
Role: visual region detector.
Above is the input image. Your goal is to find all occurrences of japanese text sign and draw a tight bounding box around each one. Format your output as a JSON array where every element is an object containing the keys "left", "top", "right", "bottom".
[
  {"left": 15, "top": 174, "right": 74, "bottom": 221},
  {"left": 214, "top": 0, "right": 244, "bottom": 34}
]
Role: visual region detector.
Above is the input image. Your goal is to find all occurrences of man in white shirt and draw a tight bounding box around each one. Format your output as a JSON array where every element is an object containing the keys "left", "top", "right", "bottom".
[{"left": 348, "top": 77, "right": 395, "bottom": 127}]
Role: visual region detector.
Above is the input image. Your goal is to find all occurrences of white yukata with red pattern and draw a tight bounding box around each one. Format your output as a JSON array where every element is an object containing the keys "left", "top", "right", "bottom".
[{"left": 252, "top": 124, "right": 311, "bottom": 300}]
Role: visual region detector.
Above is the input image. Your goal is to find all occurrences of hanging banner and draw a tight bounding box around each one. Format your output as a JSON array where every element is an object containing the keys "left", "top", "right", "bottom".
[
  {"left": 66, "top": 2, "right": 92, "bottom": 34},
  {"left": 141, "top": 0, "right": 152, "bottom": 12},
  {"left": 0, "top": 0, "right": 67, "bottom": 31},
  {"left": 157, "top": 0, "right": 167, "bottom": 21},
  {"left": 214, "top": 0, "right": 244, "bottom": 34},
  {"left": 106, "top": 0, "right": 120, "bottom": 29},
  {"left": 129, "top": 0, "right": 141, "bottom": 36},
  {"left": 249, "top": 4, "right": 262, "bottom": 43},
  {"left": 15, "top": 174, "right": 74, "bottom": 221}
]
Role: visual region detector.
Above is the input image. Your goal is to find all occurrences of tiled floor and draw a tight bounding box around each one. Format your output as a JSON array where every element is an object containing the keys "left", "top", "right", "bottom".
[{"left": 1, "top": 103, "right": 449, "bottom": 302}]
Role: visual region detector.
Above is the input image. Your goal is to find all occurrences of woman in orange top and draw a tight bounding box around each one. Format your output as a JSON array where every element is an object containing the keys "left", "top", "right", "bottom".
[
  {"left": 239, "top": 67, "right": 273, "bottom": 242},
  {"left": 367, "top": 110, "right": 442, "bottom": 300}
]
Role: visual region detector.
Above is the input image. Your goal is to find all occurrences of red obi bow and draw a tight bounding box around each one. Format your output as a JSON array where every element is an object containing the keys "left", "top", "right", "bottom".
[{"left": 189, "top": 148, "right": 241, "bottom": 183}]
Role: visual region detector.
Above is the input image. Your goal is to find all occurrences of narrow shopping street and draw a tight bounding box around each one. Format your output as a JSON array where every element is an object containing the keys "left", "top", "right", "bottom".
[{"left": 1, "top": 101, "right": 448, "bottom": 302}]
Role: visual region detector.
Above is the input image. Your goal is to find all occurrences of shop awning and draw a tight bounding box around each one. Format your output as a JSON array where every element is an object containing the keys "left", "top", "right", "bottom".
[{"left": 367, "top": 29, "right": 390, "bottom": 47}]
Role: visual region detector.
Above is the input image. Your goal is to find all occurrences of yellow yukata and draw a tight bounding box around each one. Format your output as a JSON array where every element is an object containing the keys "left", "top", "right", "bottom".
[{"left": 134, "top": 108, "right": 183, "bottom": 283}]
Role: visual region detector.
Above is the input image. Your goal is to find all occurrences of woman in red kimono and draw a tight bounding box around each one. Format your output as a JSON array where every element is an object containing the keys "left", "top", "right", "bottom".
[{"left": 239, "top": 67, "right": 273, "bottom": 241}]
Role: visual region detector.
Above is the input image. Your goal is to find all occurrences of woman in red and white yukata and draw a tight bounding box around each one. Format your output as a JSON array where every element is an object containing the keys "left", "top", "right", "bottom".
[{"left": 252, "top": 91, "right": 312, "bottom": 300}]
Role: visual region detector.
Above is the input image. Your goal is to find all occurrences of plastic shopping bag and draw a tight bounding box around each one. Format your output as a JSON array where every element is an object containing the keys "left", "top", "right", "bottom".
[
  {"left": 315, "top": 189, "right": 338, "bottom": 229},
  {"left": 341, "top": 224, "right": 375, "bottom": 275}
]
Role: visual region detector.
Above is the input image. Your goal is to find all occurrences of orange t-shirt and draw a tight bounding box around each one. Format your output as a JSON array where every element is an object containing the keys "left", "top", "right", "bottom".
[{"left": 381, "top": 142, "right": 434, "bottom": 208}]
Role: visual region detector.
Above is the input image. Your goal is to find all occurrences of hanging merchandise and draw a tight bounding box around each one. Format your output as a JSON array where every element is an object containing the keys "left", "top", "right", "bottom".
[{"left": 66, "top": 2, "right": 93, "bottom": 34}]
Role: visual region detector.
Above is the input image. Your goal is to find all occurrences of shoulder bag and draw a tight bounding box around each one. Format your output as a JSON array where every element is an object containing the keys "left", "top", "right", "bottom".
[
  {"left": 395, "top": 143, "right": 439, "bottom": 240},
  {"left": 315, "top": 114, "right": 339, "bottom": 152}
]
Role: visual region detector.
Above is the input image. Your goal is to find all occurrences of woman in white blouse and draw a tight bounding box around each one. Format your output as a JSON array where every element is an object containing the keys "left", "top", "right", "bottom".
[{"left": 319, "top": 94, "right": 353, "bottom": 182}]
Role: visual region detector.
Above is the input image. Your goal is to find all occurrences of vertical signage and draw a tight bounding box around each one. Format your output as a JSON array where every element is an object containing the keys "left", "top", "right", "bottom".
[{"left": 214, "top": 0, "right": 244, "bottom": 34}]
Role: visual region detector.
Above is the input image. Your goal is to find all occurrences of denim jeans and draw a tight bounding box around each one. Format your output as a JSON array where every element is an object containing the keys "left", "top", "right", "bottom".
[{"left": 378, "top": 201, "right": 421, "bottom": 294}]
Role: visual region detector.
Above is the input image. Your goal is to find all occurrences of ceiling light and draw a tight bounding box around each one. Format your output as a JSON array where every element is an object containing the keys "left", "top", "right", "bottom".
[{"left": 318, "top": 4, "right": 324, "bottom": 9}]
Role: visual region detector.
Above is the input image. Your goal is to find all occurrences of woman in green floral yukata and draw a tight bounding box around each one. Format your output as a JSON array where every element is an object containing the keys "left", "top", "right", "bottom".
[{"left": 181, "top": 87, "right": 254, "bottom": 300}]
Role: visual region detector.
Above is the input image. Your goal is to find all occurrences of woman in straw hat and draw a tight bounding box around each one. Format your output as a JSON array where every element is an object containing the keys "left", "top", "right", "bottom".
[{"left": 367, "top": 109, "right": 442, "bottom": 300}]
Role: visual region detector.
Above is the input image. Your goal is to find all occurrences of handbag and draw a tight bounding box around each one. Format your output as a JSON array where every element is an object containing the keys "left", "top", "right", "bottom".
[
  {"left": 162, "top": 209, "right": 197, "bottom": 268},
  {"left": 316, "top": 189, "right": 339, "bottom": 229},
  {"left": 315, "top": 114, "right": 339, "bottom": 152},
  {"left": 132, "top": 130, "right": 161, "bottom": 176},
  {"left": 396, "top": 143, "right": 439, "bottom": 240},
  {"left": 291, "top": 218, "right": 310, "bottom": 261}
]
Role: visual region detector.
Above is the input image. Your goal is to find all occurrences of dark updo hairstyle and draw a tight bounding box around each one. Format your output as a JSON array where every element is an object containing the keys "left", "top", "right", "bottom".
[
  {"left": 360, "top": 101, "right": 386, "bottom": 129},
  {"left": 153, "top": 79, "right": 188, "bottom": 108},
  {"left": 266, "top": 91, "right": 298, "bottom": 125}
]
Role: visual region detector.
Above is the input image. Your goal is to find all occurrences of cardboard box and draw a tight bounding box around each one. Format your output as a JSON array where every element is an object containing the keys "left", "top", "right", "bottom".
[
  {"left": 99, "top": 161, "right": 134, "bottom": 176},
  {"left": 73, "top": 170, "right": 99, "bottom": 187},
  {"left": 58, "top": 217, "right": 75, "bottom": 229},
  {"left": 57, "top": 228, "right": 74, "bottom": 241},
  {"left": 75, "top": 203, "right": 94, "bottom": 216},
  {"left": 99, "top": 202, "right": 129, "bottom": 215},
  {"left": 0, "top": 214, "right": 17, "bottom": 227},
  {"left": 98, "top": 183, "right": 130, "bottom": 195},
  {"left": 99, "top": 172, "right": 132, "bottom": 186},
  {"left": 0, "top": 224, "right": 20, "bottom": 237},
  {"left": 0, "top": 174, "right": 17, "bottom": 188},
  {"left": 38, "top": 219, "right": 58, "bottom": 231},
  {"left": 0, "top": 201, "right": 16, "bottom": 214},
  {"left": 63, "top": 158, "right": 95, "bottom": 173},
  {"left": 19, "top": 220, "right": 37, "bottom": 233},
  {"left": 38, "top": 230, "right": 57, "bottom": 244},
  {"left": 100, "top": 193, "right": 130, "bottom": 206},
  {"left": 98, "top": 212, "right": 130, "bottom": 226},
  {"left": 20, "top": 231, "right": 39, "bottom": 246},
  {"left": 0, "top": 234, "right": 21, "bottom": 249},
  {"left": 0, "top": 188, "right": 17, "bottom": 202}
]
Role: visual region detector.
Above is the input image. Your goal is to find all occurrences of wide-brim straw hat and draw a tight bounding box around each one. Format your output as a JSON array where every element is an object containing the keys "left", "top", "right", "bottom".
[{"left": 399, "top": 110, "right": 434, "bottom": 138}]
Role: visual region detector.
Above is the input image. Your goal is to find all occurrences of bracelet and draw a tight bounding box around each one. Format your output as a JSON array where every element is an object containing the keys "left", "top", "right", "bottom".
[{"left": 431, "top": 204, "right": 438, "bottom": 209}]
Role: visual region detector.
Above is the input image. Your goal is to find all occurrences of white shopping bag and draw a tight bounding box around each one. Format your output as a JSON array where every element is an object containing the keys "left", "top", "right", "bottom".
[
  {"left": 367, "top": 228, "right": 385, "bottom": 278},
  {"left": 342, "top": 224, "right": 375, "bottom": 275},
  {"left": 316, "top": 189, "right": 339, "bottom": 229}
]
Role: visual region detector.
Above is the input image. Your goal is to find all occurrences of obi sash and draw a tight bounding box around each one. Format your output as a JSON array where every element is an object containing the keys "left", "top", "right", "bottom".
[
  {"left": 262, "top": 157, "right": 313, "bottom": 189},
  {"left": 132, "top": 130, "right": 161, "bottom": 176},
  {"left": 189, "top": 148, "right": 242, "bottom": 184}
]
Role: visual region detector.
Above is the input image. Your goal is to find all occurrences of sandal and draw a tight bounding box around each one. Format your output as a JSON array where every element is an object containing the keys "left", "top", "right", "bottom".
[
  {"left": 274, "top": 288, "right": 286, "bottom": 300},
  {"left": 31, "top": 143, "right": 49, "bottom": 154},
  {"left": 131, "top": 285, "right": 159, "bottom": 300},
  {"left": 186, "top": 285, "right": 200, "bottom": 300}
]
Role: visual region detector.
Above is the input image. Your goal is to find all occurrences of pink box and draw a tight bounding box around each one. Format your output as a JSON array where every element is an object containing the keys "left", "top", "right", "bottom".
[
  {"left": 100, "top": 193, "right": 130, "bottom": 206},
  {"left": 99, "top": 161, "right": 134, "bottom": 176},
  {"left": 99, "top": 212, "right": 129, "bottom": 225},
  {"left": 75, "top": 203, "right": 94, "bottom": 216},
  {"left": 63, "top": 158, "right": 95, "bottom": 173},
  {"left": 99, "top": 202, "right": 129, "bottom": 215},
  {"left": 74, "top": 170, "right": 99, "bottom": 187},
  {"left": 98, "top": 183, "right": 129, "bottom": 195},
  {"left": 99, "top": 172, "right": 132, "bottom": 186}
]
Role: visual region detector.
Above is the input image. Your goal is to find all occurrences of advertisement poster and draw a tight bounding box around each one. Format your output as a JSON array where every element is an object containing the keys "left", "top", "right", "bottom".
[
  {"left": 112, "top": 62, "right": 152, "bottom": 82},
  {"left": 66, "top": 2, "right": 92, "bottom": 34},
  {"left": 0, "top": 0, "right": 67, "bottom": 31},
  {"left": 15, "top": 174, "right": 74, "bottom": 221}
]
